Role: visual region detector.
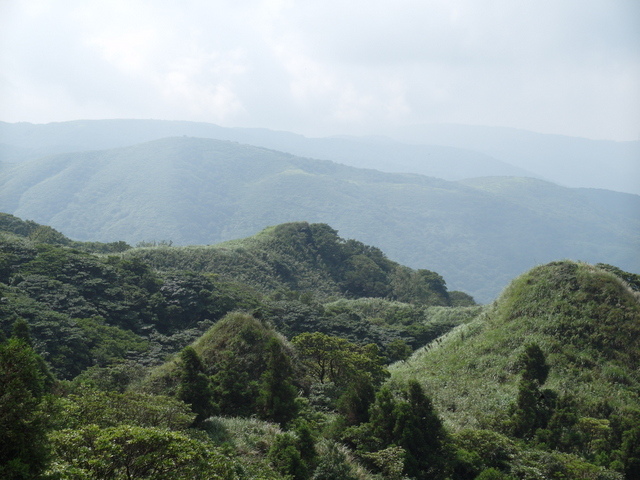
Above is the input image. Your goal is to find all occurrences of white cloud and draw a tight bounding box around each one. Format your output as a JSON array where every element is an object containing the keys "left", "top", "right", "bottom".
[{"left": 0, "top": 0, "right": 638, "bottom": 140}]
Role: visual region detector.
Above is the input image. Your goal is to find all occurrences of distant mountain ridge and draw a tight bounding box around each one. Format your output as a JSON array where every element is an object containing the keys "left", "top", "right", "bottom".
[
  {"left": 0, "top": 135, "right": 637, "bottom": 302},
  {"left": 390, "top": 123, "right": 640, "bottom": 195},
  {"left": 6, "top": 118, "right": 637, "bottom": 192}
]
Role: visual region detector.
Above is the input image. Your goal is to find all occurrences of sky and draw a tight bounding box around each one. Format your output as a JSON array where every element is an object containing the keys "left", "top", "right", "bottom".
[{"left": 1, "top": 0, "right": 639, "bottom": 141}]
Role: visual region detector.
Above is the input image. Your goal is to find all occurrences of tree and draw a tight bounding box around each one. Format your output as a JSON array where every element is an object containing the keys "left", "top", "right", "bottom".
[
  {"left": 364, "top": 381, "right": 448, "bottom": 480},
  {"left": 393, "top": 380, "right": 448, "bottom": 479},
  {"left": 210, "top": 350, "right": 259, "bottom": 417},
  {"left": 342, "top": 255, "right": 390, "bottom": 298},
  {"left": 268, "top": 432, "right": 309, "bottom": 480},
  {"left": 368, "top": 386, "right": 398, "bottom": 448},
  {"left": 11, "top": 317, "right": 32, "bottom": 346},
  {"left": 0, "top": 337, "right": 52, "bottom": 479},
  {"left": 61, "top": 388, "right": 195, "bottom": 430},
  {"left": 257, "top": 337, "right": 298, "bottom": 426},
  {"left": 519, "top": 343, "right": 549, "bottom": 385},
  {"left": 48, "top": 424, "right": 238, "bottom": 480},
  {"left": 511, "top": 344, "right": 552, "bottom": 439},
  {"left": 311, "top": 442, "right": 357, "bottom": 480},
  {"left": 337, "top": 376, "right": 376, "bottom": 426},
  {"left": 176, "top": 347, "right": 215, "bottom": 425},
  {"left": 618, "top": 425, "right": 640, "bottom": 479},
  {"left": 292, "top": 332, "right": 388, "bottom": 388}
]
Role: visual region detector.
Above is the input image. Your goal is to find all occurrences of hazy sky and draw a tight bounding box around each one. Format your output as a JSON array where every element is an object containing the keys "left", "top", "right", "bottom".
[{"left": 1, "top": 0, "right": 639, "bottom": 140}]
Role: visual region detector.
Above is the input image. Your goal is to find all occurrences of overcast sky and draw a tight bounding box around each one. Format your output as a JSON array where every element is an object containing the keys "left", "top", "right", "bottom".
[{"left": 1, "top": 0, "right": 638, "bottom": 141}]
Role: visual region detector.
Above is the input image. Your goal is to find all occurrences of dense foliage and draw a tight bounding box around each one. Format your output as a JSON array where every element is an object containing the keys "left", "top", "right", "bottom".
[{"left": 0, "top": 215, "right": 638, "bottom": 479}]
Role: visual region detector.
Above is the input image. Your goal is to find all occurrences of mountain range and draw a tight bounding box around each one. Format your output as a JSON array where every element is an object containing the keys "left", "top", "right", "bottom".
[
  {"left": 0, "top": 128, "right": 638, "bottom": 302},
  {"left": 2, "top": 119, "right": 638, "bottom": 193}
]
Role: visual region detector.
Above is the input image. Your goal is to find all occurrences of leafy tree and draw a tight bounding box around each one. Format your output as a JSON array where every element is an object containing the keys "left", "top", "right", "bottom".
[
  {"left": 452, "top": 429, "right": 516, "bottom": 474},
  {"left": 311, "top": 442, "right": 357, "bottom": 480},
  {"left": 391, "top": 267, "right": 451, "bottom": 306},
  {"left": 512, "top": 378, "right": 543, "bottom": 439},
  {"left": 393, "top": 380, "right": 449, "bottom": 479},
  {"left": 358, "top": 446, "right": 406, "bottom": 480},
  {"left": 475, "top": 468, "right": 516, "bottom": 480},
  {"left": 385, "top": 338, "right": 412, "bottom": 363},
  {"left": 60, "top": 388, "right": 195, "bottom": 430},
  {"left": 11, "top": 317, "right": 32, "bottom": 345},
  {"left": 292, "top": 332, "right": 388, "bottom": 388},
  {"left": 295, "top": 420, "right": 318, "bottom": 468},
  {"left": 617, "top": 425, "right": 640, "bottom": 479},
  {"left": 361, "top": 381, "right": 449, "bottom": 479},
  {"left": 48, "top": 424, "right": 238, "bottom": 480},
  {"left": 519, "top": 343, "right": 549, "bottom": 385},
  {"left": 209, "top": 350, "right": 260, "bottom": 417},
  {"left": 342, "top": 254, "right": 391, "bottom": 298},
  {"left": 449, "top": 290, "right": 476, "bottom": 307},
  {"left": 368, "top": 385, "right": 398, "bottom": 448},
  {"left": 511, "top": 344, "right": 553, "bottom": 439},
  {"left": 337, "top": 376, "right": 376, "bottom": 426}
]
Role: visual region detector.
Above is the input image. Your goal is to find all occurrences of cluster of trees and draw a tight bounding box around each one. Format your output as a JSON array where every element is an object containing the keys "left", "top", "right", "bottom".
[
  {"left": 7, "top": 305, "right": 634, "bottom": 479},
  {"left": 0, "top": 217, "right": 482, "bottom": 478},
  {"left": 0, "top": 314, "right": 445, "bottom": 479},
  {"left": 506, "top": 344, "right": 640, "bottom": 478}
]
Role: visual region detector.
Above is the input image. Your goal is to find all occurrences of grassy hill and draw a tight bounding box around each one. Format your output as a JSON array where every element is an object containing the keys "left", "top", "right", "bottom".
[
  {"left": 391, "top": 260, "right": 640, "bottom": 434},
  {"left": 1, "top": 136, "right": 638, "bottom": 302},
  {"left": 389, "top": 260, "right": 640, "bottom": 477}
]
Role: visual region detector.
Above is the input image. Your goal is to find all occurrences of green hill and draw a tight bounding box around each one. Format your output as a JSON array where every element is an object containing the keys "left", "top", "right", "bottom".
[
  {"left": 392, "top": 260, "right": 640, "bottom": 425},
  {"left": 126, "top": 221, "right": 458, "bottom": 305},
  {"left": 1, "top": 137, "right": 637, "bottom": 302},
  {"left": 0, "top": 215, "right": 468, "bottom": 379},
  {"left": 391, "top": 261, "right": 640, "bottom": 475}
]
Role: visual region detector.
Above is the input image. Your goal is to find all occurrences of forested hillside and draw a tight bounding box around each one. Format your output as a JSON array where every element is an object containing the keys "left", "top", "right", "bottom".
[
  {"left": 1, "top": 136, "right": 637, "bottom": 302},
  {"left": 0, "top": 214, "right": 472, "bottom": 379},
  {"left": 1, "top": 214, "right": 638, "bottom": 479}
]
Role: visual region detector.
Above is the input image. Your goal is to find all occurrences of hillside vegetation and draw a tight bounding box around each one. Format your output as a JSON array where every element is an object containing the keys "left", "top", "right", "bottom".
[
  {"left": 1, "top": 136, "right": 637, "bottom": 302},
  {"left": 0, "top": 214, "right": 470, "bottom": 379},
  {"left": 127, "top": 221, "right": 466, "bottom": 304},
  {"left": 1, "top": 213, "right": 638, "bottom": 478}
]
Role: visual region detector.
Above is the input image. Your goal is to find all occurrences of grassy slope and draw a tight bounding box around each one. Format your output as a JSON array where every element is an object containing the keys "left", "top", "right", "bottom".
[{"left": 391, "top": 261, "right": 640, "bottom": 431}]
